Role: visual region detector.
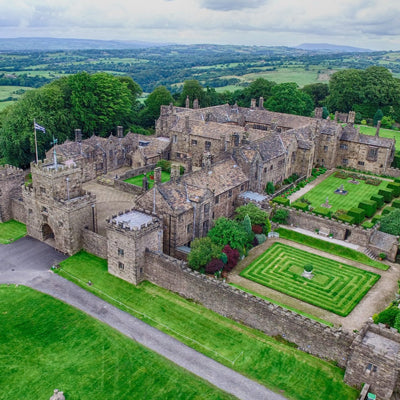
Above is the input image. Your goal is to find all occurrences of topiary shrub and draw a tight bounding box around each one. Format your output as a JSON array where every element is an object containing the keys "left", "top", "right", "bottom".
[
  {"left": 265, "top": 181, "right": 275, "bottom": 195},
  {"left": 205, "top": 259, "right": 225, "bottom": 274},
  {"left": 371, "top": 194, "right": 384, "bottom": 209},
  {"left": 273, "top": 197, "right": 290, "bottom": 206},
  {"left": 388, "top": 182, "right": 400, "bottom": 197},
  {"left": 271, "top": 209, "right": 289, "bottom": 224},
  {"left": 255, "top": 233, "right": 267, "bottom": 245},
  {"left": 347, "top": 207, "right": 366, "bottom": 224},
  {"left": 382, "top": 206, "right": 396, "bottom": 216},
  {"left": 292, "top": 201, "right": 309, "bottom": 211},
  {"left": 358, "top": 200, "right": 377, "bottom": 218},
  {"left": 304, "top": 264, "right": 313, "bottom": 272},
  {"left": 362, "top": 221, "right": 375, "bottom": 229},
  {"left": 392, "top": 199, "right": 400, "bottom": 209},
  {"left": 378, "top": 188, "right": 393, "bottom": 203},
  {"left": 313, "top": 206, "right": 331, "bottom": 218}
]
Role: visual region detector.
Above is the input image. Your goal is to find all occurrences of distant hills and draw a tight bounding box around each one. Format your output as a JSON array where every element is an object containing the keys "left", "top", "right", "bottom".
[
  {"left": 295, "top": 43, "right": 372, "bottom": 53},
  {"left": 0, "top": 37, "right": 169, "bottom": 51}
]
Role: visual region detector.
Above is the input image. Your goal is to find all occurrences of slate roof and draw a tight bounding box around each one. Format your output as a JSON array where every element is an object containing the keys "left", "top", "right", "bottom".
[{"left": 340, "top": 125, "right": 394, "bottom": 149}]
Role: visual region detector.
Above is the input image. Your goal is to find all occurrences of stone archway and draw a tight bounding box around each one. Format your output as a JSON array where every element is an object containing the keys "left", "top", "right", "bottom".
[{"left": 42, "top": 223, "right": 55, "bottom": 242}]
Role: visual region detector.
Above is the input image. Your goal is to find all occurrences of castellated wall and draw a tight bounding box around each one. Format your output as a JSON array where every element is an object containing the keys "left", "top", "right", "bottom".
[
  {"left": 144, "top": 250, "right": 354, "bottom": 367},
  {"left": 82, "top": 228, "right": 108, "bottom": 259},
  {"left": 0, "top": 165, "right": 24, "bottom": 222}
]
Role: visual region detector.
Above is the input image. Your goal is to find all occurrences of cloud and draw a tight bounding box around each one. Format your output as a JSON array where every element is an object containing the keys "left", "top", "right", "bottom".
[{"left": 200, "top": 0, "right": 268, "bottom": 11}]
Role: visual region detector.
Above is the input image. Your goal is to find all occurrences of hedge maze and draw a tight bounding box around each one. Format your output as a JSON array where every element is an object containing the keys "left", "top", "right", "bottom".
[{"left": 240, "top": 243, "right": 380, "bottom": 316}]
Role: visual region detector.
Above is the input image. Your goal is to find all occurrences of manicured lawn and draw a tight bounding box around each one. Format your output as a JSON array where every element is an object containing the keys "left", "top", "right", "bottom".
[
  {"left": 0, "top": 285, "right": 233, "bottom": 400},
  {"left": 55, "top": 251, "right": 358, "bottom": 400},
  {"left": 303, "top": 174, "right": 390, "bottom": 212},
  {"left": 240, "top": 243, "right": 380, "bottom": 316},
  {"left": 0, "top": 220, "right": 27, "bottom": 244},
  {"left": 277, "top": 228, "right": 389, "bottom": 271},
  {"left": 124, "top": 171, "right": 170, "bottom": 188}
]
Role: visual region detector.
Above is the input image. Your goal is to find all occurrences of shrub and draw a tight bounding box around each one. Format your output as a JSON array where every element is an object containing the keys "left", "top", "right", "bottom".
[
  {"left": 334, "top": 171, "right": 349, "bottom": 179},
  {"left": 335, "top": 214, "right": 355, "bottom": 224},
  {"left": 312, "top": 206, "right": 331, "bottom": 218},
  {"left": 156, "top": 159, "right": 172, "bottom": 172},
  {"left": 303, "top": 264, "right": 313, "bottom": 272},
  {"left": 272, "top": 209, "right": 289, "bottom": 224},
  {"left": 252, "top": 225, "right": 263, "bottom": 234},
  {"left": 255, "top": 233, "right": 267, "bottom": 245},
  {"left": 208, "top": 217, "right": 249, "bottom": 251},
  {"left": 379, "top": 209, "right": 400, "bottom": 236},
  {"left": 388, "top": 182, "right": 400, "bottom": 197},
  {"left": 382, "top": 206, "right": 396, "bottom": 216},
  {"left": 222, "top": 245, "right": 240, "bottom": 272},
  {"left": 373, "top": 305, "right": 398, "bottom": 326},
  {"left": 347, "top": 207, "right": 366, "bottom": 224},
  {"left": 362, "top": 221, "right": 375, "bottom": 229},
  {"left": 371, "top": 194, "right": 384, "bottom": 209},
  {"left": 378, "top": 188, "right": 393, "bottom": 203},
  {"left": 292, "top": 201, "right": 309, "bottom": 211},
  {"left": 235, "top": 203, "right": 271, "bottom": 231},
  {"left": 265, "top": 181, "right": 275, "bottom": 195},
  {"left": 188, "top": 237, "right": 222, "bottom": 271},
  {"left": 393, "top": 199, "right": 400, "bottom": 209},
  {"left": 205, "top": 258, "right": 225, "bottom": 274},
  {"left": 365, "top": 178, "right": 382, "bottom": 186},
  {"left": 273, "top": 197, "right": 290, "bottom": 206},
  {"left": 358, "top": 200, "right": 377, "bottom": 218},
  {"left": 372, "top": 214, "right": 382, "bottom": 224},
  {"left": 379, "top": 253, "right": 387, "bottom": 260}
]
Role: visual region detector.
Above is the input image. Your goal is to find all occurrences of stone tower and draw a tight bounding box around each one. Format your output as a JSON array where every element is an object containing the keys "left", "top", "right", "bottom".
[
  {"left": 0, "top": 165, "right": 24, "bottom": 222},
  {"left": 23, "top": 159, "right": 96, "bottom": 254}
]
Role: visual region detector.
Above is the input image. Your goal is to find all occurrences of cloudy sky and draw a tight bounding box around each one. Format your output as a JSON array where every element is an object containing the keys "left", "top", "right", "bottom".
[{"left": 0, "top": 0, "right": 399, "bottom": 50}]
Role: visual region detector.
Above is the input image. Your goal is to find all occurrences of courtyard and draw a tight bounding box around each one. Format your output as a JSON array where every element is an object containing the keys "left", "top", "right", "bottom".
[{"left": 124, "top": 171, "right": 171, "bottom": 188}]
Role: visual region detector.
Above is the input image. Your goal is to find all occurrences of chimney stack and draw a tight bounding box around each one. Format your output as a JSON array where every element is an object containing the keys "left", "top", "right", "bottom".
[{"left": 74, "top": 129, "right": 82, "bottom": 142}]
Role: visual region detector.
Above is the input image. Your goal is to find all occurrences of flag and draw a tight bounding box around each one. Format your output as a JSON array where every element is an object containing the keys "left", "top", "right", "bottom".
[{"left": 34, "top": 122, "right": 46, "bottom": 133}]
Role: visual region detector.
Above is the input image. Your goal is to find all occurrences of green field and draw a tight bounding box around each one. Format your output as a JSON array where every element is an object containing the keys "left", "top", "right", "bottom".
[
  {"left": 240, "top": 243, "right": 380, "bottom": 316},
  {"left": 0, "top": 220, "right": 27, "bottom": 244},
  {"left": 124, "top": 171, "right": 170, "bottom": 188},
  {"left": 55, "top": 251, "right": 358, "bottom": 400},
  {"left": 302, "top": 173, "right": 390, "bottom": 213},
  {"left": 0, "top": 285, "right": 233, "bottom": 400},
  {"left": 357, "top": 125, "right": 400, "bottom": 151},
  {"left": 277, "top": 228, "right": 389, "bottom": 271}
]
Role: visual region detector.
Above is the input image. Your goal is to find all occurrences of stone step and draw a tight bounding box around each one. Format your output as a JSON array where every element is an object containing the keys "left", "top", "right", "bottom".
[{"left": 363, "top": 248, "right": 378, "bottom": 260}]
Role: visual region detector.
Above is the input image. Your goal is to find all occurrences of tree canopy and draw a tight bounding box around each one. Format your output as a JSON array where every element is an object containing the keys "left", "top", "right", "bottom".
[{"left": 139, "top": 86, "right": 173, "bottom": 128}]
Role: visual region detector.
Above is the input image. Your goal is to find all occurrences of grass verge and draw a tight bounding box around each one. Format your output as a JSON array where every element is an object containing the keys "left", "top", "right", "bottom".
[
  {"left": 240, "top": 242, "right": 380, "bottom": 317},
  {"left": 55, "top": 250, "right": 358, "bottom": 400},
  {"left": 229, "top": 283, "right": 334, "bottom": 327},
  {"left": 277, "top": 227, "right": 389, "bottom": 271},
  {"left": 0, "top": 285, "right": 233, "bottom": 400},
  {"left": 0, "top": 220, "right": 27, "bottom": 244}
]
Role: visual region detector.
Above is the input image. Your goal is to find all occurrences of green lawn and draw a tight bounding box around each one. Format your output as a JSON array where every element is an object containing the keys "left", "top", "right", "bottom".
[
  {"left": 240, "top": 243, "right": 380, "bottom": 316},
  {"left": 55, "top": 251, "right": 358, "bottom": 400},
  {"left": 0, "top": 285, "right": 233, "bottom": 400},
  {"left": 0, "top": 220, "right": 27, "bottom": 244},
  {"left": 302, "top": 173, "right": 390, "bottom": 213},
  {"left": 277, "top": 228, "right": 389, "bottom": 271},
  {"left": 124, "top": 171, "right": 170, "bottom": 188},
  {"left": 357, "top": 125, "right": 400, "bottom": 151}
]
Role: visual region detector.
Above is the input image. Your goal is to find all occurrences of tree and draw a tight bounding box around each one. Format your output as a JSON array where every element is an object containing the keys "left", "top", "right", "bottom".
[
  {"left": 301, "top": 83, "right": 329, "bottom": 108},
  {"left": 222, "top": 245, "right": 240, "bottom": 271},
  {"left": 265, "top": 181, "right": 275, "bottom": 195},
  {"left": 271, "top": 209, "right": 289, "bottom": 224},
  {"left": 379, "top": 209, "right": 400, "bottom": 236},
  {"left": 187, "top": 237, "right": 222, "bottom": 271},
  {"left": 373, "top": 109, "right": 384, "bottom": 126},
  {"left": 179, "top": 80, "right": 206, "bottom": 108},
  {"left": 139, "top": 86, "right": 173, "bottom": 128},
  {"left": 207, "top": 217, "right": 249, "bottom": 251},
  {"left": 234, "top": 203, "right": 271, "bottom": 233},
  {"left": 266, "top": 83, "right": 313, "bottom": 116}
]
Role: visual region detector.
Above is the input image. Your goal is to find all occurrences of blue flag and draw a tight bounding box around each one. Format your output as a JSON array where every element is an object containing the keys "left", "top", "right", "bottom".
[{"left": 34, "top": 122, "right": 46, "bottom": 133}]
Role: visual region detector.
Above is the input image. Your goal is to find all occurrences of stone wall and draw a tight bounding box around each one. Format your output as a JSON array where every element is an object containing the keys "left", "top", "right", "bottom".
[
  {"left": 82, "top": 228, "right": 108, "bottom": 259},
  {"left": 0, "top": 165, "right": 24, "bottom": 222},
  {"left": 11, "top": 199, "right": 26, "bottom": 224},
  {"left": 119, "top": 164, "right": 157, "bottom": 180},
  {"left": 113, "top": 180, "right": 144, "bottom": 195},
  {"left": 385, "top": 167, "right": 400, "bottom": 178},
  {"left": 144, "top": 250, "right": 354, "bottom": 367}
]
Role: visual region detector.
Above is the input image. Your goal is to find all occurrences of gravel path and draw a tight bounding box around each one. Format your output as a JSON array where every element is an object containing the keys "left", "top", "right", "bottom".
[{"left": 0, "top": 237, "right": 287, "bottom": 400}]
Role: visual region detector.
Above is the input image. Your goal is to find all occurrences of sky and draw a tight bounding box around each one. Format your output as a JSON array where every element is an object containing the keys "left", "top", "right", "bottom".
[{"left": 0, "top": 0, "right": 399, "bottom": 51}]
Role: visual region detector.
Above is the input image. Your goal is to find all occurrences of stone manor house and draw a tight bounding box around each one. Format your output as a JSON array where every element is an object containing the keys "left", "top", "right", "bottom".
[{"left": 1, "top": 100, "right": 400, "bottom": 398}]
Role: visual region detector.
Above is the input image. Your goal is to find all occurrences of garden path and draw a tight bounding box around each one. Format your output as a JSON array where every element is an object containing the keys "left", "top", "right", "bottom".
[{"left": 229, "top": 236, "right": 400, "bottom": 332}]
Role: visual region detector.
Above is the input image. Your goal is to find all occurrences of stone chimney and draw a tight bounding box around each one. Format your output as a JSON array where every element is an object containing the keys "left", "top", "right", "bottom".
[
  {"left": 348, "top": 111, "right": 356, "bottom": 125},
  {"left": 74, "top": 129, "right": 82, "bottom": 143},
  {"left": 314, "top": 107, "right": 323, "bottom": 119},
  {"left": 259, "top": 97, "right": 264, "bottom": 109},
  {"left": 170, "top": 164, "right": 180, "bottom": 182},
  {"left": 250, "top": 98, "right": 256, "bottom": 109},
  {"left": 117, "top": 126, "right": 123, "bottom": 138},
  {"left": 233, "top": 132, "right": 240, "bottom": 147},
  {"left": 154, "top": 167, "right": 162, "bottom": 185},
  {"left": 185, "top": 95, "right": 190, "bottom": 108},
  {"left": 202, "top": 152, "right": 212, "bottom": 171},
  {"left": 376, "top": 120, "right": 381, "bottom": 137},
  {"left": 185, "top": 115, "right": 190, "bottom": 133},
  {"left": 193, "top": 98, "right": 199, "bottom": 109},
  {"left": 334, "top": 111, "right": 339, "bottom": 123}
]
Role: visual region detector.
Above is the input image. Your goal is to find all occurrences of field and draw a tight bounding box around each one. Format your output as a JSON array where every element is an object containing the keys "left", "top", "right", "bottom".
[
  {"left": 124, "top": 171, "right": 170, "bottom": 188},
  {"left": 0, "top": 86, "right": 32, "bottom": 111},
  {"left": 55, "top": 251, "right": 358, "bottom": 400},
  {"left": 0, "top": 220, "right": 27, "bottom": 244},
  {"left": 302, "top": 173, "right": 390, "bottom": 213},
  {"left": 240, "top": 242, "right": 380, "bottom": 316},
  {"left": 0, "top": 285, "right": 233, "bottom": 400}
]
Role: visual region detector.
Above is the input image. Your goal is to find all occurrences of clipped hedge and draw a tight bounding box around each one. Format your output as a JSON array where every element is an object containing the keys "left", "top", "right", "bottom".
[
  {"left": 388, "top": 182, "right": 400, "bottom": 197},
  {"left": 371, "top": 194, "right": 384, "bottom": 209},
  {"left": 378, "top": 188, "right": 394, "bottom": 203},
  {"left": 336, "top": 214, "right": 355, "bottom": 224},
  {"left": 313, "top": 206, "right": 332, "bottom": 218},
  {"left": 382, "top": 206, "right": 396, "bottom": 216},
  {"left": 362, "top": 221, "right": 375, "bottom": 229},
  {"left": 394, "top": 177, "right": 400, "bottom": 184},
  {"left": 347, "top": 207, "right": 366, "bottom": 224},
  {"left": 273, "top": 197, "right": 290, "bottom": 206},
  {"left": 292, "top": 201, "right": 309, "bottom": 211},
  {"left": 358, "top": 200, "right": 377, "bottom": 218},
  {"left": 392, "top": 199, "right": 400, "bottom": 209},
  {"left": 372, "top": 214, "right": 382, "bottom": 224}
]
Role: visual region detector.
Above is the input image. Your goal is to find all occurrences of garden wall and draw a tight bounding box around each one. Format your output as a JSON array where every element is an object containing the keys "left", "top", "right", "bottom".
[
  {"left": 144, "top": 250, "right": 354, "bottom": 368},
  {"left": 113, "top": 180, "right": 144, "bottom": 195},
  {"left": 385, "top": 167, "right": 400, "bottom": 178},
  {"left": 11, "top": 198, "right": 26, "bottom": 224},
  {"left": 81, "top": 228, "right": 108, "bottom": 259},
  {"left": 119, "top": 164, "right": 156, "bottom": 180}
]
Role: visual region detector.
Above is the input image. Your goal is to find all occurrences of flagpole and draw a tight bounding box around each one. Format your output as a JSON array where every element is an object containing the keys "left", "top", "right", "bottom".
[{"left": 34, "top": 119, "right": 38, "bottom": 164}]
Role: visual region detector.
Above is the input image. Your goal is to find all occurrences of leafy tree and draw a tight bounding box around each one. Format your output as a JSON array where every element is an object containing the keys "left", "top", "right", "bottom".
[
  {"left": 322, "top": 106, "right": 329, "bottom": 119},
  {"left": 265, "top": 181, "right": 275, "bottom": 195},
  {"left": 235, "top": 203, "right": 271, "bottom": 232},
  {"left": 179, "top": 80, "right": 206, "bottom": 108},
  {"left": 379, "top": 209, "right": 400, "bottom": 236},
  {"left": 222, "top": 245, "right": 240, "bottom": 271},
  {"left": 139, "top": 86, "right": 173, "bottom": 128},
  {"left": 208, "top": 217, "right": 249, "bottom": 251},
  {"left": 373, "top": 305, "right": 398, "bottom": 326},
  {"left": 373, "top": 109, "right": 384, "bottom": 126},
  {"left": 205, "top": 259, "right": 225, "bottom": 274},
  {"left": 271, "top": 209, "right": 289, "bottom": 224},
  {"left": 266, "top": 83, "right": 313, "bottom": 116},
  {"left": 301, "top": 83, "right": 329, "bottom": 107},
  {"left": 187, "top": 237, "right": 222, "bottom": 271},
  {"left": 381, "top": 116, "right": 395, "bottom": 129}
]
